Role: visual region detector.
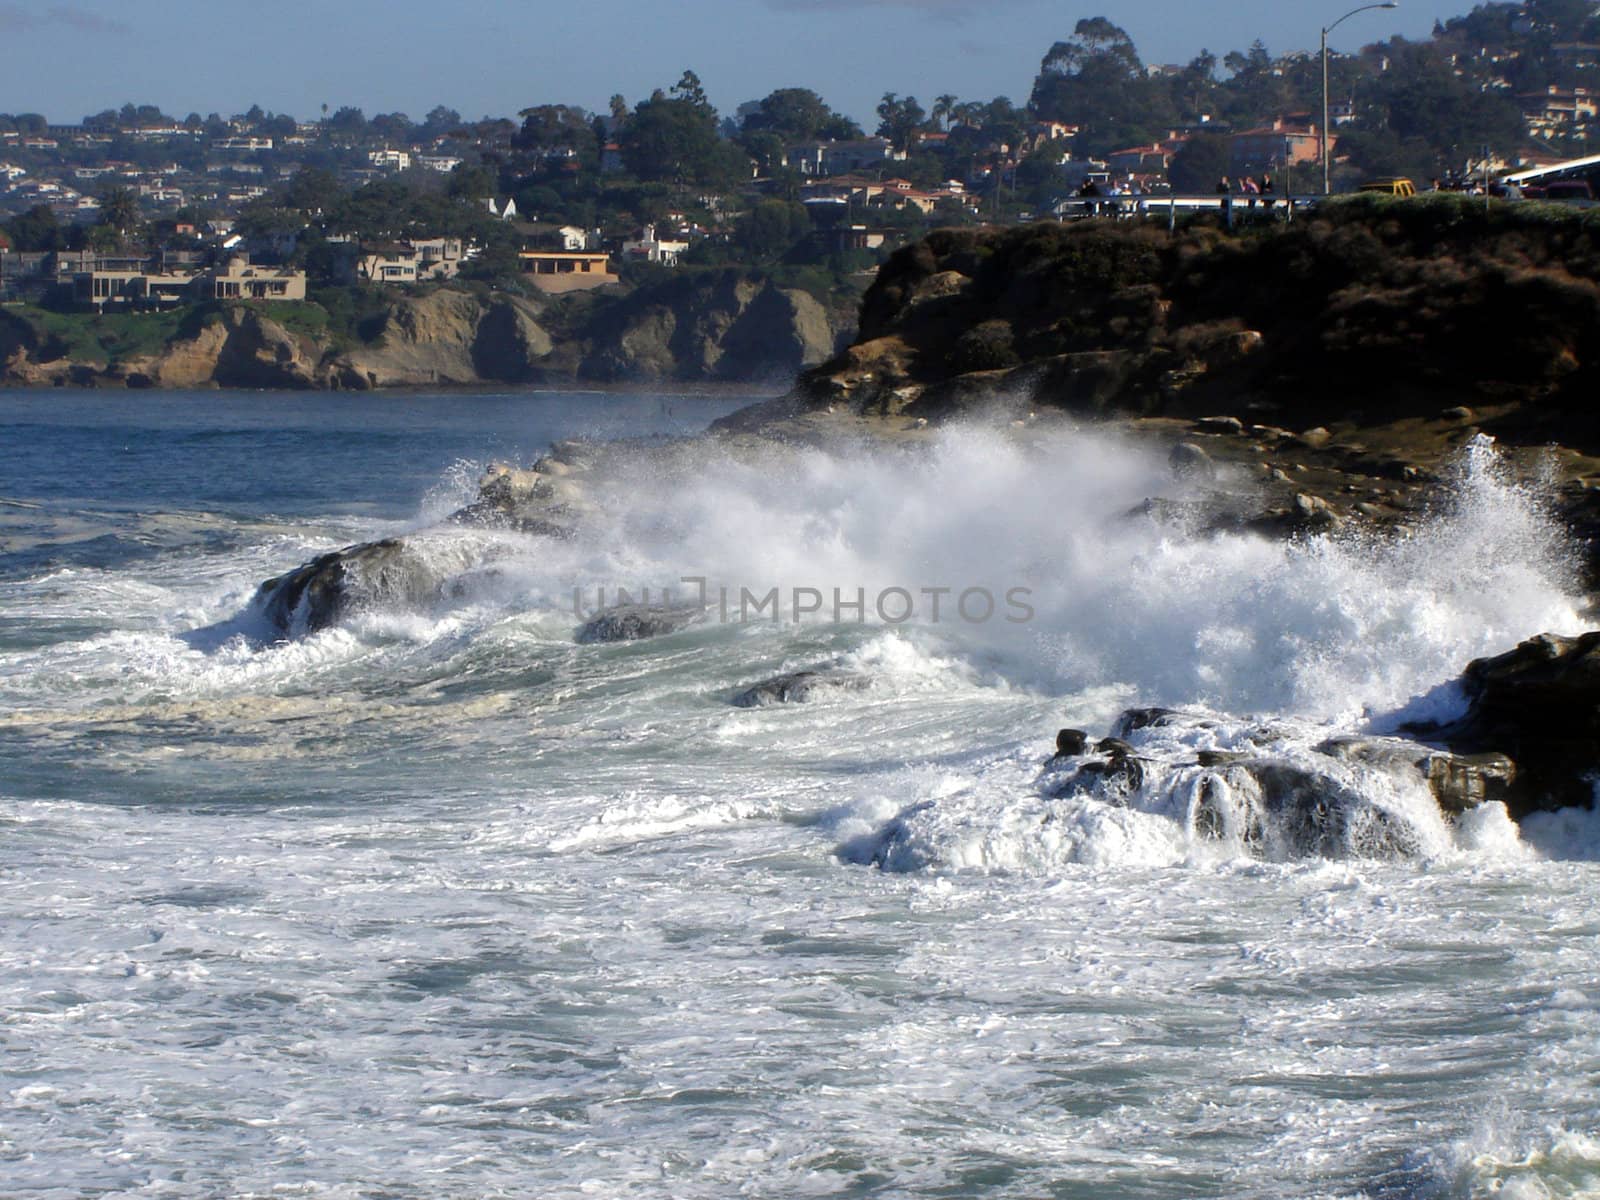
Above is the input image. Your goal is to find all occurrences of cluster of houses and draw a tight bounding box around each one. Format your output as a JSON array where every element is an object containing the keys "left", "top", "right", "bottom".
[
  {"left": 3, "top": 10, "right": 1595, "bottom": 313},
  {"left": 0, "top": 115, "right": 486, "bottom": 235},
  {"left": 0, "top": 248, "right": 306, "bottom": 309}
]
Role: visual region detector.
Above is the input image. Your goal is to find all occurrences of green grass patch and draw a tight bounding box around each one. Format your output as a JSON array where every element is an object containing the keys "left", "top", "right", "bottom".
[
  {"left": 237, "top": 298, "right": 332, "bottom": 340},
  {"left": 11, "top": 304, "right": 189, "bottom": 365}
]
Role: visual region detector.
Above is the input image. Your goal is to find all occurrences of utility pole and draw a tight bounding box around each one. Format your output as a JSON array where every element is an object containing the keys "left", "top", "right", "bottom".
[{"left": 1321, "top": 2, "right": 1399, "bottom": 195}]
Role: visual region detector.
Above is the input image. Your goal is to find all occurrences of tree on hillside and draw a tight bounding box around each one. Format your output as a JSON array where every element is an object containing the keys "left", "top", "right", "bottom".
[
  {"left": 1030, "top": 18, "right": 1172, "bottom": 156},
  {"left": 672, "top": 69, "right": 709, "bottom": 108},
  {"left": 734, "top": 198, "right": 810, "bottom": 263},
  {"left": 98, "top": 186, "right": 142, "bottom": 237},
  {"left": 620, "top": 72, "right": 747, "bottom": 187},
  {"left": 515, "top": 104, "right": 597, "bottom": 160},
  {"left": 86, "top": 225, "right": 122, "bottom": 254},
  {"left": 1014, "top": 137, "right": 1072, "bottom": 203},
  {"left": 740, "top": 87, "right": 860, "bottom": 143},
  {"left": 421, "top": 106, "right": 464, "bottom": 139},
  {"left": 448, "top": 162, "right": 499, "bottom": 199},
  {"left": 326, "top": 106, "right": 369, "bottom": 140},
  {"left": 1217, "top": 40, "right": 1295, "bottom": 124},
  {"left": 234, "top": 202, "right": 307, "bottom": 245},
  {"left": 875, "top": 93, "right": 927, "bottom": 151},
  {"left": 259, "top": 113, "right": 298, "bottom": 140},
  {"left": 978, "top": 97, "right": 1026, "bottom": 150},
  {"left": 282, "top": 167, "right": 343, "bottom": 213},
  {"left": 5, "top": 205, "right": 63, "bottom": 251},
  {"left": 326, "top": 179, "right": 494, "bottom": 241},
  {"left": 370, "top": 112, "right": 415, "bottom": 144},
  {"left": 739, "top": 129, "right": 789, "bottom": 174},
  {"left": 1361, "top": 41, "right": 1526, "bottom": 163},
  {"left": 1527, "top": 0, "right": 1598, "bottom": 39},
  {"left": 1173, "top": 50, "right": 1220, "bottom": 116}
]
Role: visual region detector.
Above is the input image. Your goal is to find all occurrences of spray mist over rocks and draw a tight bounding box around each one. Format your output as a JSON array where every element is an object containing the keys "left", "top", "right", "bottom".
[{"left": 274, "top": 422, "right": 1582, "bottom": 717}]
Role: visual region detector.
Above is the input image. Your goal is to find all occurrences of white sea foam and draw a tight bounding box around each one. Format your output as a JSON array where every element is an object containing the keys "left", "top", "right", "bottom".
[
  {"left": 5, "top": 399, "right": 1599, "bottom": 1199},
  {"left": 1425, "top": 1124, "right": 1600, "bottom": 1199}
]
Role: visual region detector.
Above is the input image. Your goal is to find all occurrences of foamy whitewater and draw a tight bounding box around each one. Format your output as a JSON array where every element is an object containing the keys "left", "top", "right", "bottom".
[{"left": 2, "top": 390, "right": 1599, "bottom": 1199}]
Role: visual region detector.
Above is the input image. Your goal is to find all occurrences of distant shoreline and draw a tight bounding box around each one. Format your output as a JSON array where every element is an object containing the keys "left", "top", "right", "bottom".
[{"left": 0, "top": 379, "right": 786, "bottom": 401}]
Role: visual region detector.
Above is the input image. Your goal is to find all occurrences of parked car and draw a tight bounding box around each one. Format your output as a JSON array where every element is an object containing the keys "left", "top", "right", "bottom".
[{"left": 1357, "top": 177, "right": 1417, "bottom": 197}]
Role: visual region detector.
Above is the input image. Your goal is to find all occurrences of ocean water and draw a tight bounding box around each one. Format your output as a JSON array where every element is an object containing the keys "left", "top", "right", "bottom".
[{"left": 2, "top": 389, "right": 1599, "bottom": 1200}]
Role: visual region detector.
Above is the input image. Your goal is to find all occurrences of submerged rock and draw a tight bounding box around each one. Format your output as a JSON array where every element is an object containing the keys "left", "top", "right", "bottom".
[
  {"left": 576, "top": 603, "right": 705, "bottom": 644},
  {"left": 731, "top": 669, "right": 873, "bottom": 707}
]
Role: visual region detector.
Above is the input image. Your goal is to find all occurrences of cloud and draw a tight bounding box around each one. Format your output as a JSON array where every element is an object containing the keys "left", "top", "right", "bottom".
[{"left": 0, "top": 4, "right": 129, "bottom": 34}]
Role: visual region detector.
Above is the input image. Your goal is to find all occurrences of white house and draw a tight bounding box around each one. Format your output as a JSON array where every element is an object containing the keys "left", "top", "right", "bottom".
[
  {"left": 621, "top": 223, "right": 689, "bottom": 266},
  {"left": 368, "top": 148, "right": 412, "bottom": 171},
  {"left": 215, "top": 136, "right": 274, "bottom": 152}
]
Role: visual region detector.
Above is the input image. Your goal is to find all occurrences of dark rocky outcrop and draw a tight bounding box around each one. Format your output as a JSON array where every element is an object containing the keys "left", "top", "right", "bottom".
[
  {"left": 730, "top": 668, "right": 872, "bottom": 707},
  {"left": 251, "top": 444, "right": 600, "bottom": 637},
  {"left": 254, "top": 538, "right": 414, "bottom": 635},
  {"left": 764, "top": 198, "right": 1600, "bottom": 438},
  {"left": 253, "top": 535, "right": 521, "bottom": 636},
  {"left": 715, "top": 199, "right": 1600, "bottom": 581},
  {"left": 1053, "top": 728, "right": 1090, "bottom": 756},
  {"left": 1047, "top": 644, "right": 1600, "bottom": 841},
  {"left": 1043, "top": 702, "right": 1547, "bottom": 857},
  {"left": 1410, "top": 631, "right": 1600, "bottom": 814}
]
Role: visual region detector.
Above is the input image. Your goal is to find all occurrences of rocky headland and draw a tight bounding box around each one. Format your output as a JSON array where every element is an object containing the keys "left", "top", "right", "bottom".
[
  {"left": 720, "top": 194, "right": 1600, "bottom": 569},
  {"left": 245, "top": 194, "right": 1600, "bottom": 837}
]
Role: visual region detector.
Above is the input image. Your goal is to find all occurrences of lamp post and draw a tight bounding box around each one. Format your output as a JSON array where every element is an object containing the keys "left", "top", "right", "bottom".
[{"left": 1321, "top": 1, "right": 1399, "bottom": 195}]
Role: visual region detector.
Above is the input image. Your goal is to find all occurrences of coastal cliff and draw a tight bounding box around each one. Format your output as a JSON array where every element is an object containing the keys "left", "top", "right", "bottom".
[{"left": 0, "top": 268, "right": 849, "bottom": 390}]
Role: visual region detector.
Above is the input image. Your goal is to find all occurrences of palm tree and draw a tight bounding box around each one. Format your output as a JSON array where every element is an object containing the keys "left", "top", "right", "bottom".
[
  {"left": 933, "top": 93, "right": 959, "bottom": 131},
  {"left": 953, "top": 101, "right": 986, "bottom": 129},
  {"left": 99, "top": 186, "right": 141, "bottom": 238}
]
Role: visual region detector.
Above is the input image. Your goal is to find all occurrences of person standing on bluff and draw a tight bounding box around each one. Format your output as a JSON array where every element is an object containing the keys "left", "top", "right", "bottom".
[{"left": 1216, "top": 176, "right": 1232, "bottom": 223}]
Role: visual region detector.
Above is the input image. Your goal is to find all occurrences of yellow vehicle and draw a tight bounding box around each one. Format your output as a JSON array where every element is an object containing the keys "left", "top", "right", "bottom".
[{"left": 1357, "top": 177, "right": 1417, "bottom": 197}]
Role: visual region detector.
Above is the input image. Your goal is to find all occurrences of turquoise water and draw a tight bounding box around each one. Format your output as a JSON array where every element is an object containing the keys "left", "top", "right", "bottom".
[{"left": 2, "top": 389, "right": 1598, "bottom": 1199}]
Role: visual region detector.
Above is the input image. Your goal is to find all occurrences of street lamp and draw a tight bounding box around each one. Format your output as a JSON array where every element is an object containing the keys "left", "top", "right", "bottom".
[{"left": 1322, "top": 1, "right": 1399, "bottom": 195}]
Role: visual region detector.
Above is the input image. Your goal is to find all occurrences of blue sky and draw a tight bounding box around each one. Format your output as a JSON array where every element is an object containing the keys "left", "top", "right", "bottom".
[{"left": 0, "top": 0, "right": 1472, "bottom": 128}]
